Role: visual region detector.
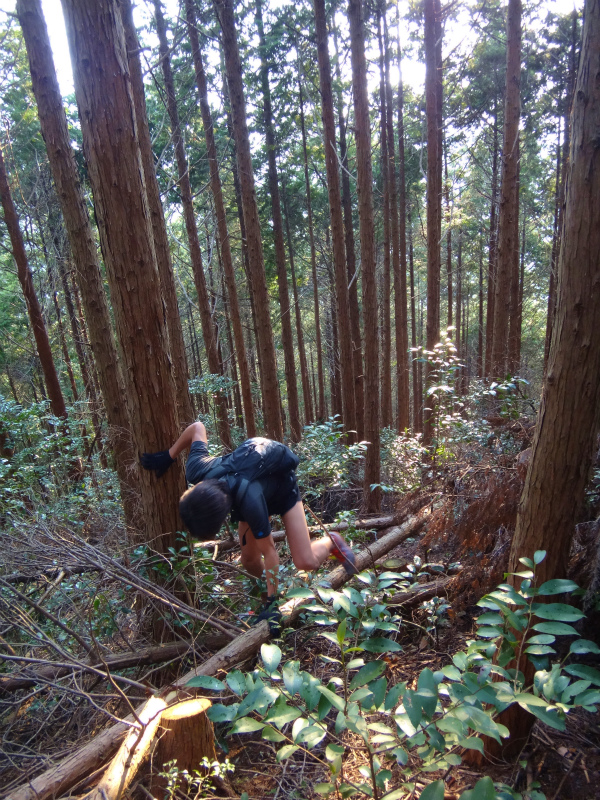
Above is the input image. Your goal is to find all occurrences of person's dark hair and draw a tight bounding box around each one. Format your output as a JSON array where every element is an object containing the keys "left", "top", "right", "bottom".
[{"left": 179, "top": 479, "right": 232, "bottom": 540}]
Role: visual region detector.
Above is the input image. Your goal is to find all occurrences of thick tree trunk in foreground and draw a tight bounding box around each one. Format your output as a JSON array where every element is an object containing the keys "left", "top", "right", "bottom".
[
  {"left": 313, "top": 0, "right": 356, "bottom": 438},
  {"left": 61, "top": 0, "right": 184, "bottom": 550},
  {"left": 154, "top": 0, "right": 231, "bottom": 448},
  {"left": 214, "top": 0, "right": 282, "bottom": 441},
  {"left": 501, "top": 0, "right": 600, "bottom": 753},
  {"left": 0, "top": 146, "right": 67, "bottom": 422},
  {"left": 423, "top": 0, "right": 442, "bottom": 447},
  {"left": 348, "top": 0, "right": 380, "bottom": 510},
  {"left": 185, "top": 0, "right": 256, "bottom": 437},
  {"left": 121, "top": 0, "right": 193, "bottom": 431},
  {"left": 491, "top": 0, "right": 521, "bottom": 378}
]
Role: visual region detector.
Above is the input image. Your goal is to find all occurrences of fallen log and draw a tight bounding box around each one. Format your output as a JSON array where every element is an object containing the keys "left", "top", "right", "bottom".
[
  {"left": 2, "top": 565, "right": 102, "bottom": 585},
  {"left": 4, "top": 509, "right": 429, "bottom": 800},
  {"left": 384, "top": 578, "right": 451, "bottom": 607},
  {"left": 0, "top": 637, "right": 231, "bottom": 694},
  {"left": 83, "top": 695, "right": 167, "bottom": 800}
]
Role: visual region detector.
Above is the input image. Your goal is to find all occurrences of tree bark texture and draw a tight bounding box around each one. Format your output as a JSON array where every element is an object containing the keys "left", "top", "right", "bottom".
[
  {"left": 153, "top": 0, "right": 231, "bottom": 448},
  {"left": 378, "top": 10, "right": 392, "bottom": 430},
  {"left": 214, "top": 0, "right": 283, "bottom": 441},
  {"left": 185, "top": 0, "right": 256, "bottom": 437},
  {"left": 313, "top": 0, "right": 357, "bottom": 438},
  {"left": 0, "top": 145, "right": 67, "bottom": 421},
  {"left": 491, "top": 0, "right": 521, "bottom": 378},
  {"left": 348, "top": 0, "right": 380, "bottom": 510},
  {"left": 60, "top": 0, "right": 184, "bottom": 550},
  {"left": 121, "top": 0, "right": 194, "bottom": 432},
  {"left": 484, "top": 106, "right": 499, "bottom": 378}
]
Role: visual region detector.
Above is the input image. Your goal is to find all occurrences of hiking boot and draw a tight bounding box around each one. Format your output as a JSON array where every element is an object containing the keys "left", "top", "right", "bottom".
[{"left": 329, "top": 531, "right": 357, "bottom": 576}]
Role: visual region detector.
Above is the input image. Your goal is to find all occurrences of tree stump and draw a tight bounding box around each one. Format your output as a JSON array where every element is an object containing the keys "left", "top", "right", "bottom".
[{"left": 150, "top": 698, "right": 217, "bottom": 793}]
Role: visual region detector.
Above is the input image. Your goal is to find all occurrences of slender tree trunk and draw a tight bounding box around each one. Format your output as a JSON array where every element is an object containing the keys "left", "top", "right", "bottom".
[
  {"left": 154, "top": 0, "right": 231, "bottom": 448},
  {"left": 348, "top": 0, "right": 380, "bottom": 510},
  {"left": 298, "top": 73, "right": 325, "bottom": 420},
  {"left": 491, "top": 0, "right": 521, "bottom": 378},
  {"left": 544, "top": 10, "right": 578, "bottom": 373},
  {"left": 282, "top": 189, "right": 313, "bottom": 424},
  {"left": 484, "top": 105, "right": 499, "bottom": 378},
  {"left": 444, "top": 145, "right": 452, "bottom": 331},
  {"left": 214, "top": 0, "right": 282, "bottom": 440},
  {"left": 478, "top": 239, "right": 484, "bottom": 378},
  {"left": 409, "top": 219, "right": 421, "bottom": 432},
  {"left": 121, "top": 0, "right": 193, "bottom": 430},
  {"left": 395, "top": 26, "right": 410, "bottom": 432},
  {"left": 184, "top": 0, "right": 255, "bottom": 437},
  {"left": 61, "top": 0, "right": 184, "bottom": 550},
  {"left": 17, "top": 0, "right": 141, "bottom": 526},
  {"left": 255, "top": 0, "right": 301, "bottom": 442},
  {"left": 423, "top": 0, "right": 443, "bottom": 447},
  {"left": 0, "top": 145, "right": 67, "bottom": 421},
  {"left": 499, "top": 0, "right": 600, "bottom": 753},
  {"left": 377, "top": 9, "right": 392, "bottom": 430},
  {"left": 313, "top": 0, "right": 356, "bottom": 438},
  {"left": 456, "top": 226, "right": 463, "bottom": 394},
  {"left": 332, "top": 24, "right": 364, "bottom": 440}
]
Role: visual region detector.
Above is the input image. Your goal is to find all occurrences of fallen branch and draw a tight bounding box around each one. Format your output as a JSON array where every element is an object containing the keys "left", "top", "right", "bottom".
[
  {"left": 4, "top": 509, "right": 429, "bottom": 800},
  {"left": 384, "top": 578, "right": 451, "bottom": 607},
  {"left": 84, "top": 695, "right": 167, "bottom": 800},
  {"left": 0, "top": 637, "right": 230, "bottom": 694}
]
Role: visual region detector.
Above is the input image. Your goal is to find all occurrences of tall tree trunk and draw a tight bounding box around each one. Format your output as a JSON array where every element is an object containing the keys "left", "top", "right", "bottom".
[
  {"left": 423, "top": 0, "right": 443, "bottom": 447},
  {"left": 0, "top": 145, "right": 67, "bottom": 422},
  {"left": 121, "top": 0, "right": 193, "bottom": 430},
  {"left": 501, "top": 0, "right": 600, "bottom": 752},
  {"left": 332, "top": 23, "right": 364, "bottom": 440},
  {"left": 184, "top": 0, "right": 256, "bottom": 437},
  {"left": 61, "top": 0, "right": 184, "bottom": 550},
  {"left": 282, "top": 189, "right": 314, "bottom": 425},
  {"left": 348, "top": 0, "right": 380, "bottom": 511},
  {"left": 444, "top": 145, "right": 452, "bottom": 331},
  {"left": 298, "top": 73, "right": 325, "bottom": 420},
  {"left": 395, "top": 25, "right": 410, "bottom": 432},
  {"left": 377, "top": 9, "right": 392, "bottom": 430},
  {"left": 544, "top": 9, "right": 578, "bottom": 373},
  {"left": 478, "top": 238, "right": 484, "bottom": 378},
  {"left": 214, "top": 0, "right": 282, "bottom": 441},
  {"left": 484, "top": 105, "right": 499, "bottom": 378},
  {"left": 154, "top": 0, "right": 231, "bottom": 448},
  {"left": 491, "top": 0, "right": 521, "bottom": 378},
  {"left": 17, "top": 0, "right": 141, "bottom": 526},
  {"left": 255, "top": 0, "right": 301, "bottom": 442},
  {"left": 313, "top": 0, "right": 356, "bottom": 438},
  {"left": 409, "top": 218, "right": 421, "bottom": 432}
]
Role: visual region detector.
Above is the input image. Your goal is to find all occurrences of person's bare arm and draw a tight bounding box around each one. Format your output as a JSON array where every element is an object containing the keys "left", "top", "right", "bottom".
[{"left": 168, "top": 421, "right": 207, "bottom": 459}]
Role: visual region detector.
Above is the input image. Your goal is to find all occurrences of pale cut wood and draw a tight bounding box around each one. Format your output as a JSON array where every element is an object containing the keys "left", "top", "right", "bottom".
[
  {"left": 4, "top": 511, "right": 427, "bottom": 800},
  {"left": 84, "top": 696, "right": 166, "bottom": 800},
  {"left": 150, "top": 699, "right": 215, "bottom": 794}
]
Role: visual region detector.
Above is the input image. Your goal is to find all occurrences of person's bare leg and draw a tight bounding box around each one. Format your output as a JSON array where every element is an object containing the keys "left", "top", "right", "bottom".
[
  {"left": 238, "top": 522, "right": 280, "bottom": 595},
  {"left": 282, "top": 501, "right": 334, "bottom": 571}
]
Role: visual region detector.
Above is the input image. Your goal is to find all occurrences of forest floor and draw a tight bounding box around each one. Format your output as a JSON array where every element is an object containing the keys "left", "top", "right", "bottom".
[{"left": 1, "top": 418, "right": 600, "bottom": 799}]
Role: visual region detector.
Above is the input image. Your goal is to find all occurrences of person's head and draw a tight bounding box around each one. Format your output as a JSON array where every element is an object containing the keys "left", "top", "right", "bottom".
[{"left": 179, "top": 479, "right": 233, "bottom": 540}]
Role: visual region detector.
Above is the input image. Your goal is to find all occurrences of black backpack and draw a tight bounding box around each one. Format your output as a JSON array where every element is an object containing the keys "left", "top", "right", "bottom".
[{"left": 201, "top": 437, "right": 300, "bottom": 505}]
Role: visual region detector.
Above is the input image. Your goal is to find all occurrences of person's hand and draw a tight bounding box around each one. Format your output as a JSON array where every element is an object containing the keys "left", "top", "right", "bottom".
[{"left": 140, "top": 449, "right": 175, "bottom": 478}]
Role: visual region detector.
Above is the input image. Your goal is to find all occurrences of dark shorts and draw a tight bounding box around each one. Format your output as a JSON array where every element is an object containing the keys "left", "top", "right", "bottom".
[{"left": 265, "top": 470, "right": 301, "bottom": 519}]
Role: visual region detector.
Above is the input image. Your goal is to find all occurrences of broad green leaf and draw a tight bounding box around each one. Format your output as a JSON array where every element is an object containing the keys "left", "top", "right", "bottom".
[
  {"left": 282, "top": 661, "right": 304, "bottom": 695},
  {"left": 262, "top": 724, "right": 286, "bottom": 742},
  {"left": 385, "top": 681, "right": 406, "bottom": 710},
  {"left": 477, "top": 626, "right": 503, "bottom": 639},
  {"left": 395, "top": 712, "right": 417, "bottom": 737},
  {"left": 533, "top": 621, "right": 579, "bottom": 636},
  {"left": 276, "top": 744, "right": 299, "bottom": 761},
  {"left": 569, "top": 639, "right": 600, "bottom": 655},
  {"left": 297, "top": 723, "right": 327, "bottom": 747},
  {"left": 265, "top": 696, "right": 302, "bottom": 728},
  {"left": 261, "top": 643, "right": 282, "bottom": 673},
  {"left": 336, "top": 618, "right": 348, "bottom": 645},
  {"left": 459, "top": 775, "right": 495, "bottom": 800},
  {"left": 362, "top": 637, "right": 403, "bottom": 653},
  {"left": 401, "top": 689, "right": 423, "bottom": 728},
  {"left": 525, "top": 703, "right": 565, "bottom": 731},
  {"left": 325, "top": 743, "right": 345, "bottom": 760},
  {"left": 347, "top": 658, "right": 366, "bottom": 670},
  {"left": 436, "top": 715, "right": 466, "bottom": 735},
  {"left": 514, "top": 692, "right": 551, "bottom": 707},
  {"left": 314, "top": 783, "right": 335, "bottom": 796},
  {"left": 530, "top": 602, "right": 585, "bottom": 622},
  {"left": 349, "top": 660, "right": 386, "bottom": 689},
  {"left": 416, "top": 669, "right": 438, "bottom": 717},
  {"left": 561, "top": 679, "right": 591, "bottom": 702},
  {"left": 230, "top": 717, "right": 265, "bottom": 734},
  {"left": 185, "top": 674, "right": 226, "bottom": 691},
  {"left": 533, "top": 550, "right": 546, "bottom": 564},
  {"left": 459, "top": 736, "right": 484, "bottom": 753},
  {"left": 564, "top": 664, "right": 600, "bottom": 685},
  {"left": 380, "top": 789, "right": 409, "bottom": 800},
  {"left": 292, "top": 716, "right": 310, "bottom": 742},
  {"left": 518, "top": 556, "right": 534, "bottom": 569},
  {"left": 316, "top": 685, "right": 346, "bottom": 713},
  {"left": 537, "top": 579, "right": 579, "bottom": 595},
  {"left": 417, "top": 780, "right": 445, "bottom": 800},
  {"left": 207, "top": 703, "right": 238, "bottom": 723},
  {"left": 226, "top": 669, "right": 247, "bottom": 696},
  {"left": 524, "top": 644, "right": 556, "bottom": 655},
  {"left": 368, "top": 676, "right": 388, "bottom": 709},
  {"left": 287, "top": 587, "right": 315, "bottom": 599},
  {"left": 475, "top": 612, "right": 503, "bottom": 626},
  {"left": 526, "top": 634, "right": 556, "bottom": 645}
]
